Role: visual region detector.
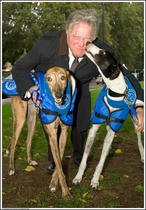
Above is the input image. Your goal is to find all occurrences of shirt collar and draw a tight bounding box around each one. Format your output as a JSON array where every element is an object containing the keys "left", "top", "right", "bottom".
[{"left": 68, "top": 48, "right": 84, "bottom": 61}]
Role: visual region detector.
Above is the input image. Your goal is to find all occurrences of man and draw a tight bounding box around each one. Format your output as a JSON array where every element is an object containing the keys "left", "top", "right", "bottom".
[{"left": 12, "top": 9, "right": 144, "bottom": 171}]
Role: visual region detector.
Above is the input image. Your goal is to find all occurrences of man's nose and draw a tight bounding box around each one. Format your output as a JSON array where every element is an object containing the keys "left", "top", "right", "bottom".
[{"left": 78, "top": 39, "right": 85, "bottom": 47}]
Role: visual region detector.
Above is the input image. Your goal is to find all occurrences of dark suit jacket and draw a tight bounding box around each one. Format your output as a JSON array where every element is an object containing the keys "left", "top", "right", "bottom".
[{"left": 12, "top": 31, "right": 143, "bottom": 131}]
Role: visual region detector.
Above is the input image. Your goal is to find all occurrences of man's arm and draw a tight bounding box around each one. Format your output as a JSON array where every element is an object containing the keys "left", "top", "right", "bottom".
[{"left": 12, "top": 38, "right": 42, "bottom": 99}]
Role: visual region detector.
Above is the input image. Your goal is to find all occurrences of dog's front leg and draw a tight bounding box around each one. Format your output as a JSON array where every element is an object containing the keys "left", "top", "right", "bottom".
[
  {"left": 91, "top": 126, "right": 115, "bottom": 188},
  {"left": 44, "top": 123, "right": 70, "bottom": 198},
  {"left": 49, "top": 124, "right": 69, "bottom": 195},
  {"left": 73, "top": 124, "right": 100, "bottom": 184}
]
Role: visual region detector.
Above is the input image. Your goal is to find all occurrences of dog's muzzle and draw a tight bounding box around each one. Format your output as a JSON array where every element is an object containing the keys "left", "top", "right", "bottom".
[{"left": 86, "top": 43, "right": 103, "bottom": 56}]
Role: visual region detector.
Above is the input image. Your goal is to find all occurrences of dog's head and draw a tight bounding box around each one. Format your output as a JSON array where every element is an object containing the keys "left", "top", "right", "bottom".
[
  {"left": 3, "top": 61, "right": 13, "bottom": 72},
  {"left": 86, "top": 43, "right": 120, "bottom": 80},
  {"left": 45, "top": 66, "right": 75, "bottom": 104}
]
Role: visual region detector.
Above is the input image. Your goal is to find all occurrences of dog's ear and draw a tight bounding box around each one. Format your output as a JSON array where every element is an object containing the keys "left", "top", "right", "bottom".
[
  {"left": 65, "top": 69, "right": 76, "bottom": 95},
  {"left": 69, "top": 75, "right": 76, "bottom": 96},
  {"left": 65, "top": 70, "right": 70, "bottom": 78}
]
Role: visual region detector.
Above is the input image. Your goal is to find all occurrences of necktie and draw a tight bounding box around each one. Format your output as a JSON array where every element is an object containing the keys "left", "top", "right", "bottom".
[{"left": 70, "top": 57, "right": 79, "bottom": 73}]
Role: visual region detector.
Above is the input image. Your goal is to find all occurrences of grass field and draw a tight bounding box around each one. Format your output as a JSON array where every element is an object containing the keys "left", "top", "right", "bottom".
[
  {"left": 2, "top": 84, "right": 144, "bottom": 208},
  {"left": 2, "top": 86, "right": 137, "bottom": 156}
]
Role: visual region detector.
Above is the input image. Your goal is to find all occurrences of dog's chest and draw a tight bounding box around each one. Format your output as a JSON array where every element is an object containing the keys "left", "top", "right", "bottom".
[
  {"left": 52, "top": 117, "right": 66, "bottom": 129},
  {"left": 90, "top": 86, "right": 129, "bottom": 132},
  {"left": 104, "top": 97, "right": 119, "bottom": 112}
]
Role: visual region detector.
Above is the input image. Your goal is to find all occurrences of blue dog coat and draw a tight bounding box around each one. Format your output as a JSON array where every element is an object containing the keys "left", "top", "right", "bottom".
[
  {"left": 91, "top": 77, "right": 137, "bottom": 132},
  {"left": 30, "top": 72, "right": 77, "bottom": 125},
  {"left": 2, "top": 79, "right": 18, "bottom": 96},
  {"left": 2, "top": 71, "right": 77, "bottom": 126}
]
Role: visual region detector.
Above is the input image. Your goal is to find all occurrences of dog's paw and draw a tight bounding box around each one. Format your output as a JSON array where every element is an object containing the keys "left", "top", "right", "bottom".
[
  {"left": 72, "top": 176, "right": 82, "bottom": 184},
  {"left": 29, "top": 160, "right": 38, "bottom": 166},
  {"left": 62, "top": 189, "right": 71, "bottom": 198},
  {"left": 49, "top": 182, "right": 57, "bottom": 192},
  {"left": 141, "top": 158, "right": 144, "bottom": 163},
  {"left": 9, "top": 170, "right": 15, "bottom": 176},
  {"left": 49, "top": 187, "right": 56, "bottom": 192},
  {"left": 90, "top": 179, "right": 99, "bottom": 189},
  {"left": 6, "top": 149, "right": 9, "bottom": 155}
]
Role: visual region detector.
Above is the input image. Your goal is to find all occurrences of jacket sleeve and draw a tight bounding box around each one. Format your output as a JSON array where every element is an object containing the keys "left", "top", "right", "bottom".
[{"left": 12, "top": 38, "right": 42, "bottom": 99}]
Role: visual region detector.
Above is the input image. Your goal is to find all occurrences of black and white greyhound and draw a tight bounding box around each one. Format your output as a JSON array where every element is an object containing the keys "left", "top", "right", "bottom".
[{"left": 73, "top": 43, "right": 144, "bottom": 188}]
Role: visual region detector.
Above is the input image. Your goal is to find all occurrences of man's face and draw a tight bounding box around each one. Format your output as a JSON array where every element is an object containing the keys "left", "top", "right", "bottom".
[{"left": 67, "top": 22, "right": 93, "bottom": 58}]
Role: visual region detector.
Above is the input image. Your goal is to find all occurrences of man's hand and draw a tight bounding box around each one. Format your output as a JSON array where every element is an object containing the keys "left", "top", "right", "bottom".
[
  {"left": 135, "top": 106, "right": 144, "bottom": 132},
  {"left": 29, "top": 85, "right": 40, "bottom": 107}
]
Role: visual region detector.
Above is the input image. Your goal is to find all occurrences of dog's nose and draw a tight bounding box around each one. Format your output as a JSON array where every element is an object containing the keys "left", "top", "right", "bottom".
[{"left": 55, "top": 91, "right": 63, "bottom": 99}]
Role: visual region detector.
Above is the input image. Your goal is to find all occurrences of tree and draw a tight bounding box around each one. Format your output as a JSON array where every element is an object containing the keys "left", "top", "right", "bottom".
[
  {"left": 2, "top": 1, "right": 144, "bottom": 72},
  {"left": 107, "top": 2, "right": 144, "bottom": 71}
]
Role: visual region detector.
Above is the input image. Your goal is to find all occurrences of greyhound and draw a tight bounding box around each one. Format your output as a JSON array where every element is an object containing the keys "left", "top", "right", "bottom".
[
  {"left": 73, "top": 43, "right": 144, "bottom": 188},
  {"left": 4, "top": 66, "right": 76, "bottom": 198}
]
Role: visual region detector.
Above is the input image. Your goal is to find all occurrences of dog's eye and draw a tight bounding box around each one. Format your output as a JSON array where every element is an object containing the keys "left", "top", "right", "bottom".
[
  {"left": 61, "top": 76, "right": 66, "bottom": 80},
  {"left": 47, "top": 77, "right": 52, "bottom": 82}
]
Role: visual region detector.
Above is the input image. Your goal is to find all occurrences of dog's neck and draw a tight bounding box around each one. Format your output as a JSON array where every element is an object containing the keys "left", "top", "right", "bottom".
[
  {"left": 85, "top": 43, "right": 127, "bottom": 100},
  {"left": 105, "top": 71, "right": 127, "bottom": 100}
]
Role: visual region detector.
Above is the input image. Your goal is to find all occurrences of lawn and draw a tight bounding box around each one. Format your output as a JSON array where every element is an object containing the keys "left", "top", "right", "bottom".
[
  {"left": 2, "top": 85, "right": 144, "bottom": 208},
  {"left": 2, "top": 86, "right": 137, "bottom": 157}
]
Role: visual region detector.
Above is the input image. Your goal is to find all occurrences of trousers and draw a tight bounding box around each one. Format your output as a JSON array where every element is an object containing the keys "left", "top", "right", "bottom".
[{"left": 71, "top": 127, "right": 87, "bottom": 160}]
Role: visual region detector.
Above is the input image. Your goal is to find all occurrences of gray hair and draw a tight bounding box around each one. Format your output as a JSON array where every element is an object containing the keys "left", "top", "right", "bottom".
[{"left": 66, "top": 9, "right": 100, "bottom": 40}]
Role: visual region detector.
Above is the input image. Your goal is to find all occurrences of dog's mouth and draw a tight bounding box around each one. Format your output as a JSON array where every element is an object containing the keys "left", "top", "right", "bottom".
[
  {"left": 53, "top": 88, "right": 65, "bottom": 104},
  {"left": 55, "top": 98, "right": 62, "bottom": 104}
]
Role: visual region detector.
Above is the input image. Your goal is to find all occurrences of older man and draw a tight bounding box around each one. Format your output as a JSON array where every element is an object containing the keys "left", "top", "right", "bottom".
[{"left": 12, "top": 9, "right": 144, "bottom": 170}]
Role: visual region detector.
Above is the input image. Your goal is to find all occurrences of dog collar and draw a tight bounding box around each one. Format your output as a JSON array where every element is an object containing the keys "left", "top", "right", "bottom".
[
  {"left": 107, "top": 76, "right": 137, "bottom": 108},
  {"left": 108, "top": 88, "right": 127, "bottom": 97}
]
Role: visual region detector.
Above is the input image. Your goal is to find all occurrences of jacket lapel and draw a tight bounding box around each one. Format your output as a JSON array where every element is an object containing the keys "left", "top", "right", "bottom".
[{"left": 74, "top": 56, "right": 91, "bottom": 73}]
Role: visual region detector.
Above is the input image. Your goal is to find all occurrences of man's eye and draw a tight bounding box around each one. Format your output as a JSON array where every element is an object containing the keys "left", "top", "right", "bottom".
[{"left": 47, "top": 77, "right": 52, "bottom": 82}]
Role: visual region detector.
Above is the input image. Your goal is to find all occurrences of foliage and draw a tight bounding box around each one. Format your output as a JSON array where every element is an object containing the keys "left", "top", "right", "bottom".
[
  {"left": 2, "top": 1, "right": 144, "bottom": 72},
  {"left": 108, "top": 2, "right": 144, "bottom": 70}
]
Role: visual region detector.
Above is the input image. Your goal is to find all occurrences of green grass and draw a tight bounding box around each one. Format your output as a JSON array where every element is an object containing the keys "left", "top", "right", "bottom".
[
  {"left": 2, "top": 84, "right": 144, "bottom": 208},
  {"left": 2, "top": 83, "right": 143, "bottom": 150},
  {"left": 139, "top": 81, "right": 144, "bottom": 89},
  {"left": 134, "top": 184, "right": 144, "bottom": 193},
  {"left": 2, "top": 86, "right": 139, "bottom": 165},
  {"left": 2, "top": 88, "right": 101, "bottom": 157},
  {"left": 2, "top": 103, "right": 48, "bottom": 161}
]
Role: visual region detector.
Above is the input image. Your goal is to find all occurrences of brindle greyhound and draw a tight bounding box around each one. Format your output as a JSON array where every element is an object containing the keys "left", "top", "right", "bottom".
[
  {"left": 8, "top": 66, "right": 76, "bottom": 198},
  {"left": 73, "top": 43, "right": 144, "bottom": 188}
]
